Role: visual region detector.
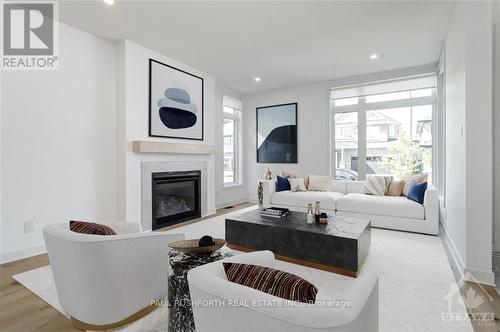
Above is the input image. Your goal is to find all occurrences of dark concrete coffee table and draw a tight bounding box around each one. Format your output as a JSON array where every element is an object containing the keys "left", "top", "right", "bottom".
[{"left": 225, "top": 209, "right": 370, "bottom": 277}]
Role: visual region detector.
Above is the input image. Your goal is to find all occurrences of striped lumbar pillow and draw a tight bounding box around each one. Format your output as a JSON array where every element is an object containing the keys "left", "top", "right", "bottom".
[
  {"left": 69, "top": 220, "right": 116, "bottom": 235},
  {"left": 223, "top": 262, "right": 318, "bottom": 303}
]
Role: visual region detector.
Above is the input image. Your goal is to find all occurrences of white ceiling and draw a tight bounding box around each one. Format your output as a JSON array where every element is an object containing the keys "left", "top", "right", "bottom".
[{"left": 58, "top": 1, "right": 454, "bottom": 94}]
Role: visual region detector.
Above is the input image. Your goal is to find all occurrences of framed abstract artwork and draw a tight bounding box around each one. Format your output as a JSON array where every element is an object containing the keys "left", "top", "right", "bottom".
[
  {"left": 256, "top": 102, "right": 297, "bottom": 163},
  {"left": 149, "top": 58, "right": 204, "bottom": 140}
]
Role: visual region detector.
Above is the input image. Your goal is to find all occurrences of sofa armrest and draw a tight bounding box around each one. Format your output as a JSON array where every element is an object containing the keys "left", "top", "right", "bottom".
[
  {"left": 423, "top": 186, "right": 439, "bottom": 235},
  {"left": 260, "top": 180, "right": 275, "bottom": 208}
]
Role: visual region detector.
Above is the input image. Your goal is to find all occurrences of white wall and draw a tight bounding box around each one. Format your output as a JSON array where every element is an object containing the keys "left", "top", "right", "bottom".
[
  {"left": 493, "top": 0, "right": 500, "bottom": 255},
  {"left": 1, "top": 23, "right": 117, "bottom": 262},
  {"left": 245, "top": 82, "right": 330, "bottom": 201},
  {"left": 442, "top": 1, "right": 495, "bottom": 285},
  {"left": 116, "top": 40, "right": 219, "bottom": 224},
  {"left": 243, "top": 65, "right": 436, "bottom": 202},
  {"left": 215, "top": 85, "right": 248, "bottom": 208},
  {"left": 493, "top": 2, "right": 500, "bottom": 286}
]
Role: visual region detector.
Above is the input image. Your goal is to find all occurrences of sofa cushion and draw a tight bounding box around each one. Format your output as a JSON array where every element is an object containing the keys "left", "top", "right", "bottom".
[
  {"left": 271, "top": 191, "right": 343, "bottom": 210},
  {"left": 360, "top": 175, "right": 392, "bottom": 196},
  {"left": 223, "top": 262, "right": 318, "bottom": 304},
  {"left": 280, "top": 170, "right": 309, "bottom": 188},
  {"left": 407, "top": 181, "right": 428, "bottom": 204},
  {"left": 276, "top": 175, "right": 290, "bottom": 192},
  {"left": 307, "top": 175, "right": 331, "bottom": 191},
  {"left": 402, "top": 174, "right": 428, "bottom": 196},
  {"left": 336, "top": 193, "right": 425, "bottom": 220},
  {"left": 346, "top": 181, "right": 364, "bottom": 193},
  {"left": 289, "top": 178, "right": 307, "bottom": 192},
  {"left": 386, "top": 180, "right": 404, "bottom": 196}
]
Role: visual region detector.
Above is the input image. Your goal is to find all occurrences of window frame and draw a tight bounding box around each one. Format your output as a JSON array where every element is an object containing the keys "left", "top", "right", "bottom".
[
  {"left": 223, "top": 100, "right": 242, "bottom": 187},
  {"left": 331, "top": 86, "right": 437, "bottom": 181}
]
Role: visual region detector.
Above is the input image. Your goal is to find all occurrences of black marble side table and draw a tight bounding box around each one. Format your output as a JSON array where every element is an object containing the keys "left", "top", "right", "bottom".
[{"left": 168, "top": 250, "right": 224, "bottom": 332}]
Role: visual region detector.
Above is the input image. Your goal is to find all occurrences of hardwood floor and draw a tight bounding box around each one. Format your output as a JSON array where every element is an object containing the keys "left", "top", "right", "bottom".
[
  {"left": 1, "top": 202, "right": 499, "bottom": 332},
  {"left": 0, "top": 254, "right": 77, "bottom": 332},
  {"left": 0, "top": 203, "right": 253, "bottom": 332}
]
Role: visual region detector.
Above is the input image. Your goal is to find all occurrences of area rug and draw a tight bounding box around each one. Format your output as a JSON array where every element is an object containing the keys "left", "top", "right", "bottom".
[{"left": 14, "top": 205, "right": 473, "bottom": 331}]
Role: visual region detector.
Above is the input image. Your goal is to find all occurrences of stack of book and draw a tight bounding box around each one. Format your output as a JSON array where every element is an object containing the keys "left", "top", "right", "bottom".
[{"left": 260, "top": 207, "right": 290, "bottom": 219}]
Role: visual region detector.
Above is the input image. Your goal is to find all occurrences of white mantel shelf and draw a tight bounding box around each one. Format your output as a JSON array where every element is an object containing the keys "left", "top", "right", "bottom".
[{"left": 132, "top": 140, "right": 216, "bottom": 155}]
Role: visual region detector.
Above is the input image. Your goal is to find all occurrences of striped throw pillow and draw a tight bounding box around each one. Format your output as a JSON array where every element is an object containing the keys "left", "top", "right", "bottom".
[
  {"left": 69, "top": 220, "right": 116, "bottom": 235},
  {"left": 223, "top": 262, "right": 318, "bottom": 303}
]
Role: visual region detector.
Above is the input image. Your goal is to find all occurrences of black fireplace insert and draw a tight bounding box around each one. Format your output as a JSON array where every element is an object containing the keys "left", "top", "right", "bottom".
[{"left": 152, "top": 170, "right": 201, "bottom": 230}]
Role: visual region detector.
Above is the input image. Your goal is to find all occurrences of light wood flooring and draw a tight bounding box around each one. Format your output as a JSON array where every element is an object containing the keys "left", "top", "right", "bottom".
[
  {"left": 0, "top": 203, "right": 252, "bottom": 332},
  {"left": 1, "top": 203, "right": 499, "bottom": 332}
]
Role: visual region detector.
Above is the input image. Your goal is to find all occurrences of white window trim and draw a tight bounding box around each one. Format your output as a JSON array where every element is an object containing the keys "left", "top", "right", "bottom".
[
  {"left": 223, "top": 104, "right": 242, "bottom": 187},
  {"left": 330, "top": 88, "right": 437, "bottom": 181}
]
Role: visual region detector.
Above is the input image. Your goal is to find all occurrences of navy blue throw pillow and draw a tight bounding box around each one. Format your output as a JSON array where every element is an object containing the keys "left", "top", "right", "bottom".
[
  {"left": 276, "top": 175, "right": 291, "bottom": 192},
  {"left": 407, "top": 181, "right": 427, "bottom": 204}
]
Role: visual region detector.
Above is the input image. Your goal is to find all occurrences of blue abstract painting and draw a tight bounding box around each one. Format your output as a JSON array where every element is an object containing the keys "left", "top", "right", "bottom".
[
  {"left": 257, "top": 103, "right": 297, "bottom": 163},
  {"left": 149, "top": 59, "right": 204, "bottom": 140}
]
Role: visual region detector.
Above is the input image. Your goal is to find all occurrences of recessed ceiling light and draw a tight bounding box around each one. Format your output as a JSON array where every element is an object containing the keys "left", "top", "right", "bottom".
[
  {"left": 103, "top": 0, "right": 114, "bottom": 5},
  {"left": 254, "top": 77, "right": 261, "bottom": 82},
  {"left": 369, "top": 54, "right": 378, "bottom": 60}
]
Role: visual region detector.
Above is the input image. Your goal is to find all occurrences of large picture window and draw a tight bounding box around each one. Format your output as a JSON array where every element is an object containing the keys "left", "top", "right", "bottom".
[
  {"left": 331, "top": 76, "right": 436, "bottom": 182},
  {"left": 223, "top": 96, "right": 242, "bottom": 186}
]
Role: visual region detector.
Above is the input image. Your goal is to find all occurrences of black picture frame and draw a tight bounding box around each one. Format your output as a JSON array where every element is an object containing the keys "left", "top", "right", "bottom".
[
  {"left": 256, "top": 102, "right": 298, "bottom": 163},
  {"left": 148, "top": 58, "right": 204, "bottom": 140}
]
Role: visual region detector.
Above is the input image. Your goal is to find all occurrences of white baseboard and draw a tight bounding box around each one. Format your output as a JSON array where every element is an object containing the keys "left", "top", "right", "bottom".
[
  {"left": 463, "top": 267, "right": 496, "bottom": 286},
  {"left": 441, "top": 224, "right": 496, "bottom": 286},
  {"left": 0, "top": 244, "right": 46, "bottom": 264},
  {"left": 204, "top": 208, "right": 217, "bottom": 217},
  {"left": 216, "top": 199, "right": 250, "bottom": 209},
  {"left": 440, "top": 223, "right": 465, "bottom": 281}
]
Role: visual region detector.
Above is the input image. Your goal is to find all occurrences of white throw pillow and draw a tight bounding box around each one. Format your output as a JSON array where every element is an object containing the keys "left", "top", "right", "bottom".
[
  {"left": 360, "top": 175, "right": 393, "bottom": 196},
  {"left": 402, "top": 174, "right": 428, "bottom": 197},
  {"left": 288, "top": 178, "right": 307, "bottom": 192},
  {"left": 281, "top": 170, "right": 309, "bottom": 188},
  {"left": 307, "top": 175, "right": 331, "bottom": 191}
]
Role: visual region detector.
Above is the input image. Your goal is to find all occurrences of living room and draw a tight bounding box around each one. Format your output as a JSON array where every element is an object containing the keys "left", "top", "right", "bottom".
[{"left": 1, "top": 1, "right": 499, "bottom": 331}]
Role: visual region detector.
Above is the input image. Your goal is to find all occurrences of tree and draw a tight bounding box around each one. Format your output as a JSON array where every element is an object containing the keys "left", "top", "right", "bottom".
[{"left": 379, "top": 136, "right": 422, "bottom": 178}]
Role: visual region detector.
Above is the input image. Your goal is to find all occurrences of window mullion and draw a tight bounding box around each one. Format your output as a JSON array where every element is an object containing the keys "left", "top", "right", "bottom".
[{"left": 358, "top": 97, "right": 367, "bottom": 181}]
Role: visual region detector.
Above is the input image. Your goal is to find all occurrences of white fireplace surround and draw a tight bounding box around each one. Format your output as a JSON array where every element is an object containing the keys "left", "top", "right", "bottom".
[{"left": 141, "top": 161, "right": 208, "bottom": 231}]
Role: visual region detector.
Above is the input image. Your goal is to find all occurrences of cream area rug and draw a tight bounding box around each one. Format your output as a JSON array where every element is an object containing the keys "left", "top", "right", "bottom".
[{"left": 13, "top": 205, "right": 472, "bottom": 331}]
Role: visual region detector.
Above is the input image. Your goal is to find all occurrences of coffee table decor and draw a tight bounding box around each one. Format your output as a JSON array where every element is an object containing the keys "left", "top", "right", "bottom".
[
  {"left": 226, "top": 209, "right": 370, "bottom": 277},
  {"left": 168, "top": 237, "right": 225, "bottom": 255}
]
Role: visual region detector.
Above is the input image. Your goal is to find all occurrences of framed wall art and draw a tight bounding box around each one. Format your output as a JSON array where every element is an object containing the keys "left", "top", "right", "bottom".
[
  {"left": 149, "top": 58, "right": 204, "bottom": 140},
  {"left": 256, "top": 102, "right": 297, "bottom": 163}
]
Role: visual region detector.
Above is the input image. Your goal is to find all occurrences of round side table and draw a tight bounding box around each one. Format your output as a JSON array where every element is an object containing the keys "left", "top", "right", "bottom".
[{"left": 168, "top": 250, "right": 224, "bottom": 332}]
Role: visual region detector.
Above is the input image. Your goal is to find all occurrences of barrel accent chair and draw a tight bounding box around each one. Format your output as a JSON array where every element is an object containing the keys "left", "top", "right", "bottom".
[
  {"left": 188, "top": 250, "right": 379, "bottom": 332},
  {"left": 43, "top": 222, "right": 182, "bottom": 330}
]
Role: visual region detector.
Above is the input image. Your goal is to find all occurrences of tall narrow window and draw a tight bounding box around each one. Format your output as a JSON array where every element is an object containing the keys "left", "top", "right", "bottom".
[
  {"left": 223, "top": 96, "right": 242, "bottom": 186},
  {"left": 331, "top": 75, "right": 437, "bottom": 182}
]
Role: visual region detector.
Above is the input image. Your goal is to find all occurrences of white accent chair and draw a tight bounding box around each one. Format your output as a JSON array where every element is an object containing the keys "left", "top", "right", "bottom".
[
  {"left": 188, "top": 251, "right": 379, "bottom": 332},
  {"left": 43, "top": 222, "right": 183, "bottom": 329}
]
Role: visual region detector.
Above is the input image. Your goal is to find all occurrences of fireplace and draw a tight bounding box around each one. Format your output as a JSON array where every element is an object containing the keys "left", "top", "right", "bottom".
[{"left": 151, "top": 170, "right": 201, "bottom": 230}]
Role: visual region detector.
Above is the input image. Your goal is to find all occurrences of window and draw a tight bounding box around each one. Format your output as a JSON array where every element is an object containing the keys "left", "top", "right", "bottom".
[
  {"left": 223, "top": 96, "right": 242, "bottom": 186},
  {"left": 331, "top": 75, "right": 437, "bottom": 182}
]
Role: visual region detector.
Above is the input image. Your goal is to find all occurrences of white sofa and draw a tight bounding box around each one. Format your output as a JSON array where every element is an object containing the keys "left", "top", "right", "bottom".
[
  {"left": 188, "top": 250, "right": 379, "bottom": 332},
  {"left": 262, "top": 180, "right": 439, "bottom": 235},
  {"left": 43, "top": 222, "right": 183, "bottom": 330}
]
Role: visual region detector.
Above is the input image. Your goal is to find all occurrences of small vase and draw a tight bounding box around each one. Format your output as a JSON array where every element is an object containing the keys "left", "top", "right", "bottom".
[
  {"left": 314, "top": 201, "right": 321, "bottom": 224},
  {"left": 307, "top": 204, "right": 314, "bottom": 224},
  {"left": 257, "top": 181, "right": 263, "bottom": 207}
]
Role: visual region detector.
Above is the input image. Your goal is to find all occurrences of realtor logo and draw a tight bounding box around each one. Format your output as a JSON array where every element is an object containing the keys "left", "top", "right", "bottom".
[{"left": 2, "top": 1, "right": 59, "bottom": 70}]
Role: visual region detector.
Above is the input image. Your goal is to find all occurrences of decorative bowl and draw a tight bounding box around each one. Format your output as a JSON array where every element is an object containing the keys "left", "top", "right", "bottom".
[{"left": 168, "top": 238, "right": 226, "bottom": 254}]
